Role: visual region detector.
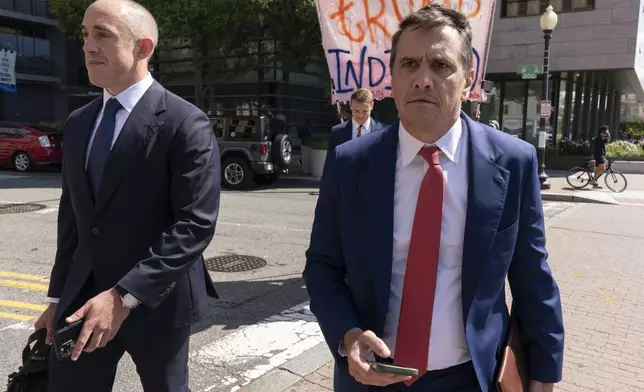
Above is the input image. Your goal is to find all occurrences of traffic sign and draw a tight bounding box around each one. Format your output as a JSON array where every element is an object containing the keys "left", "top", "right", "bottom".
[
  {"left": 540, "top": 100, "right": 552, "bottom": 118},
  {"left": 517, "top": 65, "right": 539, "bottom": 79}
]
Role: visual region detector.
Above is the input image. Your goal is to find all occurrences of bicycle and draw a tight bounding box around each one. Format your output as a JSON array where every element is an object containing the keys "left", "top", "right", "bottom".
[{"left": 565, "top": 158, "right": 628, "bottom": 193}]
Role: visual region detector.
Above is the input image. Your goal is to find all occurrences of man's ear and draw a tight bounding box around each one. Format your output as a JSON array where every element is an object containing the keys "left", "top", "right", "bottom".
[
  {"left": 461, "top": 67, "right": 475, "bottom": 100},
  {"left": 136, "top": 38, "right": 155, "bottom": 59}
]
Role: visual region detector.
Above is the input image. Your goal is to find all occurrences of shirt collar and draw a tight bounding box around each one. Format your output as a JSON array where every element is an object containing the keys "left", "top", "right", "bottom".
[
  {"left": 353, "top": 117, "right": 371, "bottom": 131},
  {"left": 102, "top": 73, "right": 154, "bottom": 113},
  {"left": 398, "top": 118, "right": 463, "bottom": 167}
]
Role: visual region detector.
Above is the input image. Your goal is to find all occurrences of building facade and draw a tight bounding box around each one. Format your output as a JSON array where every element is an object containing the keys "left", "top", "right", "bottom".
[
  {"left": 0, "top": 0, "right": 95, "bottom": 124},
  {"left": 481, "top": 0, "right": 644, "bottom": 146},
  {"left": 151, "top": 40, "right": 341, "bottom": 136}
]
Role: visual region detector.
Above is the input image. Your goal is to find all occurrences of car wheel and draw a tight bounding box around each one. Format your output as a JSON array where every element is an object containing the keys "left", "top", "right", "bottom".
[
  {"left": 253, "top": 173, "right": 280, "bottom": 186},
  {"left": 222, "top": 157, "right": 253, "bottom": 189},
  {"left": 13, "top": 152, "right": 32, "bottom": 172},
  {"left": 272, "top": 134, "right": 292, "bottom": 170}
]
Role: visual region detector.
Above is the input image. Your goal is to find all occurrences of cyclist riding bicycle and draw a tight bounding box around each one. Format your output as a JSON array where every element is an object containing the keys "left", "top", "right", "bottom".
[{"left": 591, "top": 125, "right": 610, "bottom": 188}]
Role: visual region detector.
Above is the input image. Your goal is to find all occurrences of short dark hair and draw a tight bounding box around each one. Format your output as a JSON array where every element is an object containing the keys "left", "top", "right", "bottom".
[
  {"left": 389, "top": 4, "right": 473, "bottom": 72},
  {"left": 599, "top": 125, "right": 609, "bottom": 134}
]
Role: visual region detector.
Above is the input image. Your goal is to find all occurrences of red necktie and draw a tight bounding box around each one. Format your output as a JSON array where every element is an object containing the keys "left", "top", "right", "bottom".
[
  {"left": 393, "top": 146, "right": 444, "bottom": 386},
  {"left": 357, "top": 125, "right": 363, "bottom": 137}
]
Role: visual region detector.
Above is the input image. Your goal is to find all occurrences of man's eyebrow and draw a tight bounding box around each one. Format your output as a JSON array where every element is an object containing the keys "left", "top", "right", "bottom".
[
  {"left": 399, "top": 56, "right": 420, "bottom": 63},
  {"left": 80, "top": 24, "right": 116, "bottom": 34}
]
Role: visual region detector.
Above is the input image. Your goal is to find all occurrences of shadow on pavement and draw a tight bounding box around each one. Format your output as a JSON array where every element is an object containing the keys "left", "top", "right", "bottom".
[
  {"left": 0, "top": 168, "right": 61, "bottom": 190},
  {"left": 192, "top": 275, "right": 309, "bottom": 334}
]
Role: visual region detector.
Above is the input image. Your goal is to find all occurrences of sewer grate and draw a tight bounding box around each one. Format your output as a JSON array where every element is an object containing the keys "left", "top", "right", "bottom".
[
  {"left": 204, "top": 255, "right": 267, "bottom": 273},
  {"left": 0, "top": 203, "right": 46, "bottom": 214}
]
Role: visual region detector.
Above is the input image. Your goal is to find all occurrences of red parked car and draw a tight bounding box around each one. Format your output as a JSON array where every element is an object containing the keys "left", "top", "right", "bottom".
[{"left": 0, "top": 121, "right": 63, "bottom": 172}]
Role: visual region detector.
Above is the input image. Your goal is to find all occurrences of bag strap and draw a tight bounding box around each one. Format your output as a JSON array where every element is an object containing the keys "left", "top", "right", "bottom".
[{"left": 22, "top": 328, "right": 48, "bottom": 365}]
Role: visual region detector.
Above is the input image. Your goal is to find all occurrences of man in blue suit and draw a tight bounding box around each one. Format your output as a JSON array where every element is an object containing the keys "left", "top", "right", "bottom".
[
  {"left": 303, "top": 5, "right": 564, "bottom": 392},
  {"left": 324, "top": 88, "right": 386, "bottom": 172}
]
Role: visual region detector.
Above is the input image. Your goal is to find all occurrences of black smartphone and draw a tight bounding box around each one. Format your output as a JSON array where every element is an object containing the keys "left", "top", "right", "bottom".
[
  {"left": 52, "top": 318, "right": 85, "bottom": 361},
  {"left": 370, "top": 362, "right": 419, "bottom": 377}
]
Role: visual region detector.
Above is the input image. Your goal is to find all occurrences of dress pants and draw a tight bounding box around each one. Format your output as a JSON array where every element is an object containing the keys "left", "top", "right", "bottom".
[
  {"left": 370, "top": 361, "right": 481, "bottom": 392},
  {"left": 47, "top": 275, "right": 191, "bottom": 392}
]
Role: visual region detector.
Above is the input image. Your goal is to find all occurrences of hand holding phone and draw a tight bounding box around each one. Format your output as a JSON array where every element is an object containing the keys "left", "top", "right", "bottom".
[
  {"left": 370, "top": 362, "right": 419, "bottom": 377},
  {"left": 52, "top": 319, "right": 85, "bottom": 361},
  {"left": 342, "top": 328, "right": 413, "bottom": 386}
]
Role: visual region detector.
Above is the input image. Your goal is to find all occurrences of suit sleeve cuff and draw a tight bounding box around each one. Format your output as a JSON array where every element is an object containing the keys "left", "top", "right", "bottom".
[
  {"left": 338, "top": 342, "right": 349, "bottom": 357},
  {"left": 47, "top": 297, "right": 60, "bottom": 304}
]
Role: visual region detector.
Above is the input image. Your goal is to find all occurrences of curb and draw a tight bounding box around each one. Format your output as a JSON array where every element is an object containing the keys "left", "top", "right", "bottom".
[
  {"left": 238, "top": 342, "right": 333, "bottom": 392},
  {"left": 541, "top": 192, "right": 618, "bottom": 205}
]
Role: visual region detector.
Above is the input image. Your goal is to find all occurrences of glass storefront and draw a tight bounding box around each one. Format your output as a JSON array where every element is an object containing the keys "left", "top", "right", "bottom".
[
  {"left": 501, "top": 81, "right": 525, "bottom": 138},
  {"left": 479, "top": 71, "right": 622, "bottom": 148}
]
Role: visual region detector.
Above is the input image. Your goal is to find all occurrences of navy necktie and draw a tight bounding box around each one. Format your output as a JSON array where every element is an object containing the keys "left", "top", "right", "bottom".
[{"left": 88, "top": 98, "right": 121, "bottom": 196}]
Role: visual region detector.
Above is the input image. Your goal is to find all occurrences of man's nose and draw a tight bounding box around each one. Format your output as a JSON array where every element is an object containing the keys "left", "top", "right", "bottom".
[
  {"left": 413, "top": 67, "right": 435, "bottom": 90},
  {"left": 83, "top": 40, "right": 98, "bottom": 56}
]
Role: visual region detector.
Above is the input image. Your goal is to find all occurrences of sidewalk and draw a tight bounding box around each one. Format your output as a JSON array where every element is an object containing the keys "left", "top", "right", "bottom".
[
  {"left": 541, "top": 170, "right": 644, "bottom": 205},
  {"left": 240, "top": 198, "right": 644, "bottom": 392},
  {"left": 284, "top": 169, "right": 644, "bottom": 206}
]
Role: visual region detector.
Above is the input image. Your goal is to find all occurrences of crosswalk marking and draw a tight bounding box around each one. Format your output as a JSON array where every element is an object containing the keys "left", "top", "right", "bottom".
[
  {"left": 0, "top": 271, "right": 49, "bottom": 283},
  {"left": 0, "top": 300, "right": 47, "bottom": 312},
  {"left": 0, "top": 280, "right": 48, "bottom": 291}
]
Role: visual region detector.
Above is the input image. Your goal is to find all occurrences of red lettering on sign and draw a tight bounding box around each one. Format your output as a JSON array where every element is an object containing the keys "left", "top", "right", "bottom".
[
  {"left": 363, "top": 0, "right": 393, "bottom": 43},
  {"left": 330, "top": 0, "right": 366, "bottom": 43}
]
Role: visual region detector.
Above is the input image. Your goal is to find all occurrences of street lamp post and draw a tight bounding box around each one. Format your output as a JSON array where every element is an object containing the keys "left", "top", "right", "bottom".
[{"left": 538, "top": 5, "right": 558, "bottom": 190}]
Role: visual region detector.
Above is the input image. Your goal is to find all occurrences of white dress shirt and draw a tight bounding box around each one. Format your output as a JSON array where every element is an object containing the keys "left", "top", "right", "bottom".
[
  {"left": 47, "top": 73, "right": 154, "bottom": 304},
  {"left": 85, "top": 73, "right": 154, "bottom": 167},
  {"left": 352, "top": 117, "right": 372, "bottom": 140},
  {"left": 381, "top": 119, "right": 471, "bottom": 371}
]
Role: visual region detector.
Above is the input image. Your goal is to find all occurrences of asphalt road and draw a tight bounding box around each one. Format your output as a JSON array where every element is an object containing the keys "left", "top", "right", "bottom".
[
  {"left": 0, "top": 169, "right": 586, "bottom": 392},
  {"left": 0, "top": 169, "right": 319, "bottom": 392}
]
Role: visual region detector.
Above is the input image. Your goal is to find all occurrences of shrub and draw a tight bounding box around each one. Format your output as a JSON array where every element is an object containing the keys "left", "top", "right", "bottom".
[
  {"left": 606, "top": 140, "right": 644, "bottom": 158},
  {"left": 558, "top": 138, "right": 591, "bottom": 156}
]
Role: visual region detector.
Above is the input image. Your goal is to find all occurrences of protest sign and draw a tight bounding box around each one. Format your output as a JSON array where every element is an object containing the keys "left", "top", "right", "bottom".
[{"left": 316, "top": 0, "right": 495, "bottom": 102}]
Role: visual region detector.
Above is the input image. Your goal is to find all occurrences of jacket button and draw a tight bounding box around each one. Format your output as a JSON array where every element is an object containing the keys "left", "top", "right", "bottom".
[{"left": 92, "top": 228, "right": 100, "bottom": 235}]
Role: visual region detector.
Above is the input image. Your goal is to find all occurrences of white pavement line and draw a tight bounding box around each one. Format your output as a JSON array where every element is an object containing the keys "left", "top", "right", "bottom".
[
  {"left": 0, "top": 322, "right": 33, "bottom": 332},
  {"left": 217, "top": 221, "right": 308, "bottom": 233},
  {"left": 35, "top": 207, "right": 59, "bottom": 214},
  {"left": 0, "top": 175, "right": 26, "bottom": 180},
  {"left": 194, "top": 301, "right": 324, "bottom": 392}
]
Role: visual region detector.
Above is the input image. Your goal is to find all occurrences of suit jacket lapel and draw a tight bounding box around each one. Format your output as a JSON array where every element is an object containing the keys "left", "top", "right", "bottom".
[
  {"left": 461, "top": 113, "right": 510, "bottom": 327},
  {"left": 355, "top": 123, "right": 398, "bottom": 334},
  {"left": 70, "top": 98, "right": 102, "bottom": 210},
  {"left": 93, "top": 81, "right": 166, "bottom": 215},
  {"left": 341, "top": 121, "right": 352, "bottom": 143}
]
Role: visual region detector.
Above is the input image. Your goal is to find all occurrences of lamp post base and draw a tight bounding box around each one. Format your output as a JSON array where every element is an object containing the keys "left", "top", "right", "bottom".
[{"left": 539, "top": 168, "right": 551, "bottom": 190}]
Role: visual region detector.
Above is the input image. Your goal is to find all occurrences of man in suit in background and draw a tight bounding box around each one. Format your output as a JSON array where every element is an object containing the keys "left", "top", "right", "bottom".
[
  {"left": 324, "top": 88, "right": 386, "bottom": 172},
  {"left": 304, "top": 5, "right": 564, "bottom": 392},
  {"left": 34, "top": 0, "right": 220, "bottom": 390}
]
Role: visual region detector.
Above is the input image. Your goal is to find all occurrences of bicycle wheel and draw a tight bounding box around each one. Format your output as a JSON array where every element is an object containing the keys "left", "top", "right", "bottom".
[
  {"left": 566, "top": 167, "right": 592, "bottom": 189},
  {"left": 604, "top": 170, "right": 628, "bottom": 193}
]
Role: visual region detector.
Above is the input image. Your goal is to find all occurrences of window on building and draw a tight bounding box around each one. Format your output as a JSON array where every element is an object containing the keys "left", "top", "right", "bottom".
[
  {"left": 0, "top": 25, "right": 51, "bottom": 58},
  {"left": 525, "top": 80, "right": 544, "bottom": 147},
  {"left": 504, "top": 0, "right": 594, "bottom": 17},
  {"left": 501, "top": 81, "right": 526, "bottom": 138}
]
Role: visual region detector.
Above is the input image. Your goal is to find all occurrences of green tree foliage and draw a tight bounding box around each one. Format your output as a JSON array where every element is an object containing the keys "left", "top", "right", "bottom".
[
  {"left": 50, "top": 0, "right": 322, "bottom": 107},
  {"left": 624, "top": 122, "right": 644, "bottom": 138}
]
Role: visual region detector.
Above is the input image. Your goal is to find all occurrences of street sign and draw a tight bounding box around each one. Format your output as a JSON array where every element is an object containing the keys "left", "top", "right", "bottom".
[
  {"left": 540, "top": 100, "right": 552, "bottom": 118},
  {"left": 517, "top": 65, "right": 539, "bottom": 79}
]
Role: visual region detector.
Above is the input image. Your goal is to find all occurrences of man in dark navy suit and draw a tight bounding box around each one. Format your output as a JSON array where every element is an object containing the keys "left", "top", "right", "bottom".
[
  {"left": 304, "top": 5, "right": 564, "bottom": 392},
  {"left": 34, "top": 1, "right": 219, "bottom": 391},
  {"left": 324, "top": 88, "right": 386, "bottom": 172}
]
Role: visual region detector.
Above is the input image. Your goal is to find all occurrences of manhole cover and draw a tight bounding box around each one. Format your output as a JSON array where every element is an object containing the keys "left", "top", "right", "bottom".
[
  {"left": 0, "top": 203, "right": 46, "bottom": 214},
  {"left": 204, "top": 255, "right": 267, "bottom": 272}
]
